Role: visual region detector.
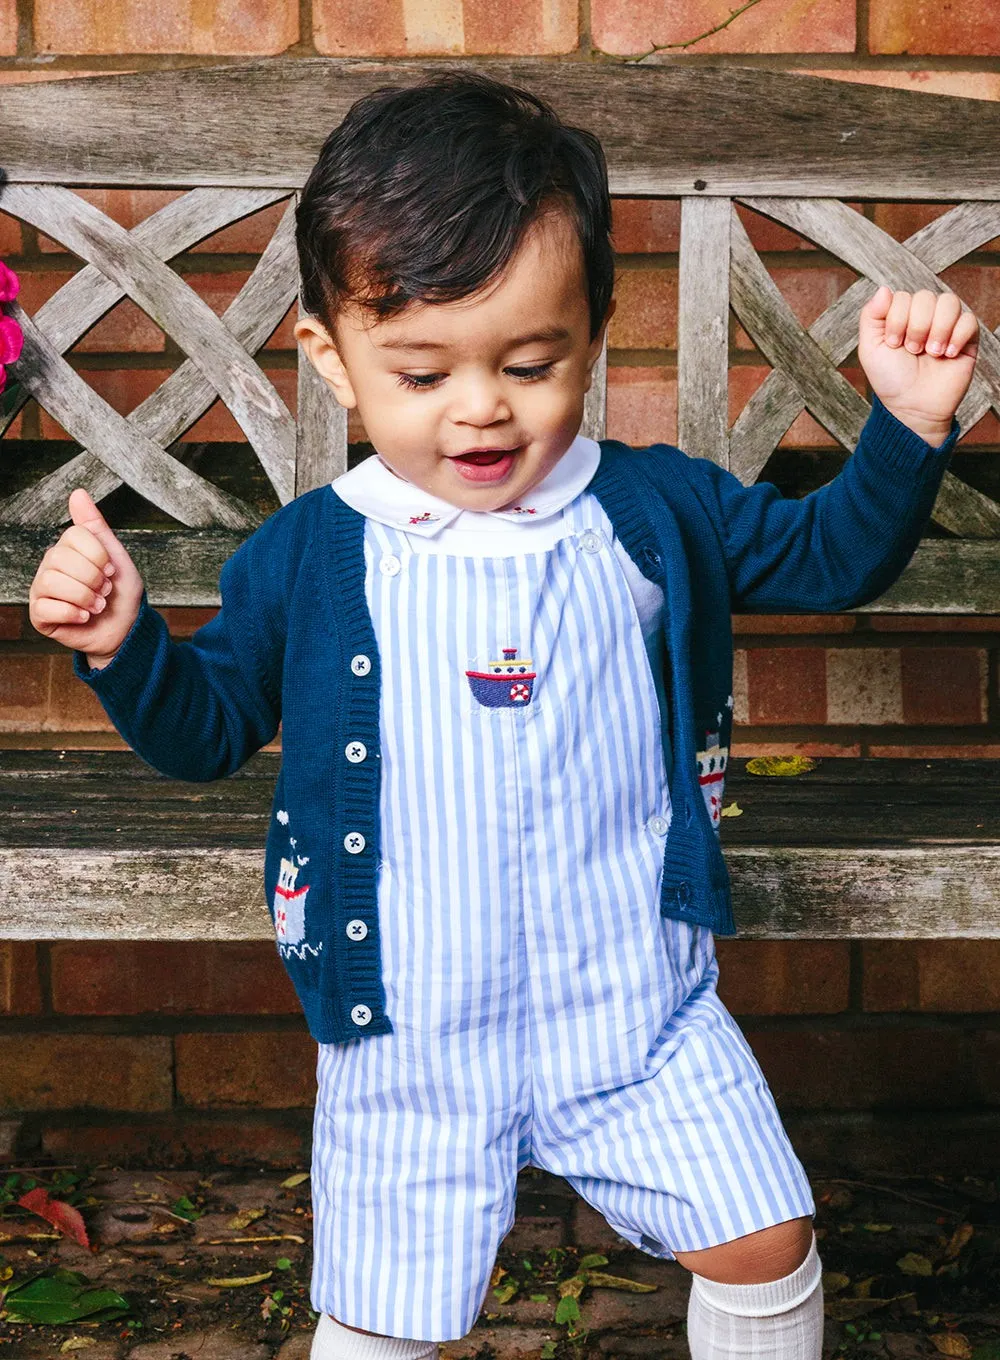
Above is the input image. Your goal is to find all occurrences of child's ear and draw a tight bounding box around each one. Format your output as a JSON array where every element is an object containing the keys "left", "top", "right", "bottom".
[
  {"left": 293, "top": 315, "right": 358, "bottom": 409},
  {"left": 584, "top": 298, "right": 615, "bottom": 389}
]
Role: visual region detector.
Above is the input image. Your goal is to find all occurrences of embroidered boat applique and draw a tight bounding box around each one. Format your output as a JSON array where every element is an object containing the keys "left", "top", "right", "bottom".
[
  {"left": 272, "top": 813, "right": 323, "bottom": 960},
  {"left": 466, "top": 647, "right": 537, "bottom": 708}
]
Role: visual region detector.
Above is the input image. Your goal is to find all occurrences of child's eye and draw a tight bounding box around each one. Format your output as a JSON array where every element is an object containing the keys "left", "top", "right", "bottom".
[
  {"left": 506, "top": 363, "right": 553, "bottom": 381},
  {"left": 396, "top": 372, "right": 445, "bottom": 390}
]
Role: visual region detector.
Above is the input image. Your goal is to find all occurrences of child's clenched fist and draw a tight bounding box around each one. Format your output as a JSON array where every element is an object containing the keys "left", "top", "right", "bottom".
[
  {"left": 858, "top": 285, "right": 979, "bottom": 445},
  {"left": 28, "top": 488, "right": 145, "bottom": 669}
]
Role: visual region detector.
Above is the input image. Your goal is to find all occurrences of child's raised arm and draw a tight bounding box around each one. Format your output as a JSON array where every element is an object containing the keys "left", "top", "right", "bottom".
[
  {"left": 29, "top": 489, "right": 283, "bottom": 782},
  {"left": 689, "top": 287, "right": 978, "bottom": 613}
]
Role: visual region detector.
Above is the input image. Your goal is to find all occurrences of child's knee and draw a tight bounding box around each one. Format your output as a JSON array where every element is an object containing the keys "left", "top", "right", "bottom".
[{"left": 674, "top": 1215, "right": 815, "bottom": 1286}]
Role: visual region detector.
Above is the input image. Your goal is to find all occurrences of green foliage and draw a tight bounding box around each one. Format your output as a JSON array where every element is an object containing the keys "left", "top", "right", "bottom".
[{"left": 0, "top": 1269, "right": 130, "bottom": 1325}]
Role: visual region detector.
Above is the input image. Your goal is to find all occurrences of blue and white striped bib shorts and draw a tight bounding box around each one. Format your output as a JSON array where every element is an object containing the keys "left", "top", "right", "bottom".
[{"left": 310, "top": 492, "right": 814, "bottom": 1341}]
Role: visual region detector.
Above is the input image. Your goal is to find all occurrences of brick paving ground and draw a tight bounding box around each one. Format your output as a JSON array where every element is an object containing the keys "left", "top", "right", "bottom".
[{"left": 0, "top": 1163, "right": 997, "bottom": 1358}]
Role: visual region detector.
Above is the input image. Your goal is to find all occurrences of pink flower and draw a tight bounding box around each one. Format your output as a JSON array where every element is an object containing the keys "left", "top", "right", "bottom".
[
  {"left": 0, "top": 261, "right": 19, "bottom": 304},
  {"left": 0, "top": 314, "right": 22, "bottom": 367}
]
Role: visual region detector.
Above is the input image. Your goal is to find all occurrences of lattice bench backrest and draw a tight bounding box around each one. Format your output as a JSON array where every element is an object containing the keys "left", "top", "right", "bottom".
[{"left": 1, "top": 60, "right": 998, "bottom": 610}]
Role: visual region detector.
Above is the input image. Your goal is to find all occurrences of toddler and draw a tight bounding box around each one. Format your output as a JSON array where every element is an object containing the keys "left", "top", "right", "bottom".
[{"left": 29, "top": 73, "right": 978, "bottom": 1360}]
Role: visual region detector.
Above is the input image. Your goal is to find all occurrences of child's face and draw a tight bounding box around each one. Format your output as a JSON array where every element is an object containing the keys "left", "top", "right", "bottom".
[{"left": 295, "top": 210, "right": 612, "bottom": 512}]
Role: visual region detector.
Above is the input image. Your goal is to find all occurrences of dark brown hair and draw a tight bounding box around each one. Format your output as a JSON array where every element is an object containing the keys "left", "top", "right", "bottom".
[{"left": 295, "top": 71, "right": 613, "bottom": 339}]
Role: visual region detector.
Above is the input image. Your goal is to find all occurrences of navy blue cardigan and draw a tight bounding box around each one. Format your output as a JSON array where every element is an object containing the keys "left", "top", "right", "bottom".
[{"left": 73, "top": 397, "right": 956, "bottom": 1044}]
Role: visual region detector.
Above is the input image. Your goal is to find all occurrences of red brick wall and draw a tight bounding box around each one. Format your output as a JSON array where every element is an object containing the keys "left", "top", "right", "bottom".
[{"left": 1, "top": 0, "right": 999, "bottom": 1170}]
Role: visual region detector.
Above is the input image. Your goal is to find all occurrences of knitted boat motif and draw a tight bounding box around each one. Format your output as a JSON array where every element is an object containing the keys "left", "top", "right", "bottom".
[
  {"left": 465, "top": 647, "right": 536, "bottom": 708},
  {"left": 273, "top": 810, "right": 313, "bottom": 950},
  {"left": 696, "top": 732, "right": 729, "bottom": 831}
]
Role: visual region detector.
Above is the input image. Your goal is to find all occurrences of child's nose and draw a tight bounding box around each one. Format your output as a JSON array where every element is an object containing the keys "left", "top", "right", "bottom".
[{"left": 450, "top": 376, "right": 512, "bottom": 426}]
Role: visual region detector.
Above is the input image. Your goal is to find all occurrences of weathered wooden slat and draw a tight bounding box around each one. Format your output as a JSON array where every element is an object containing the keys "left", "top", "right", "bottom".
[
  {"left": 0, "top": 187, "right": 291, "bottom": 442},
  {"left": 730, "top": 848, "right": 1000, "bottom": 938},
  {"left": 728, "top": 209, "right": 1000, "bottom": 539},
  {"left": 580, "top": 333, "right": 607, "bottom": 442},
  {"left": 2, "top": 62, "right": 1000, "bottom": 198},
  {"left": 3, "top": 184, "right": 298, "bottom": 504},
  {"left": 1, "top": 753, "right": 997, "bottom": 939},
  {"left": 7, "top": 305, "right": 258, "bottom": 530},
  {"left": 296, "top": 309, "right": 348, "bottom": 495},
  {"left": 729, "top": 202, "right": 1000, "bottom": 486},
  {"left": 1, "top": 203, "right": 298, "bottom": 529},
  {"left": 678, "top": 196, "right": 730, "bottom": 466},
  {"left": 739, "top": 196, "right": 1000, "bottom": 423},
  {"left": 1, "top": 516, "right": 997, "bottom": 610},
  {"left": 861, "top": 540, "right": 1000, "bottom": 613},
  {"left": 0, "top": 528, "right": 243, "bottom": 605}
]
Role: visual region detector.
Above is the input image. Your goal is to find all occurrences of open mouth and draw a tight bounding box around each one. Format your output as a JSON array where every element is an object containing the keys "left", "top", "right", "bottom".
[{"left": 450, "top": 447, "right": 520, "bottom": 482}]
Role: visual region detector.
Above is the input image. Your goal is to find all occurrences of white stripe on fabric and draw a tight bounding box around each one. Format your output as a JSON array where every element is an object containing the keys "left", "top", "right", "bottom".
[{"left": 309, "top": 492, "right": 813, "bottom": 1342}]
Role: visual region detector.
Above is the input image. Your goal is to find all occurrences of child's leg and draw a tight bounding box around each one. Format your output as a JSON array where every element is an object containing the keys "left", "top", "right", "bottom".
[
  {"left": 677, "top": 1218, "right": 823, "bottom": 1360},
  {"left": 310, "top": 1312, "right": 436, "bottom": 1359}
]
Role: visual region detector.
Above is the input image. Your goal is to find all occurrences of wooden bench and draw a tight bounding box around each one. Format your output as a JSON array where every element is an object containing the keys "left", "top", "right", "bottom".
[{"left": 0, "top": 60, "right": 998, "bottom": 941}]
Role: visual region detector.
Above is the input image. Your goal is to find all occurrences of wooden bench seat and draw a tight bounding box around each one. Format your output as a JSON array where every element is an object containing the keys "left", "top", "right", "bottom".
[
  {"left": 1, "top": 750, "right": 996, "bottom": 940},
  {"left": 1, "top": 60, "right": 999, "bottom": 949}
]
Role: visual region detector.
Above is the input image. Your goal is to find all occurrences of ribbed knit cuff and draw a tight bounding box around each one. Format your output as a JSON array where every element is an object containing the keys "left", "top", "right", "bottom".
[
  {"left": 690, "top": 1234, "right": 822, "bottom": 1318},
  {"left": 863, "top": 393, "right": 960, "bottom": 474},
  {"left": 312, "top": 1311, "right": 436, "bottom": 1358},
  {"left": 71, "top": 589, "right": 163, "bottom": 691}
]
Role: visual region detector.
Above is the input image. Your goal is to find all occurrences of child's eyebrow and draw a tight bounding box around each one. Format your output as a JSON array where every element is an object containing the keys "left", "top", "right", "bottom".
[{"left": 374, "top": 326, "right": 572, "bottom": 353}]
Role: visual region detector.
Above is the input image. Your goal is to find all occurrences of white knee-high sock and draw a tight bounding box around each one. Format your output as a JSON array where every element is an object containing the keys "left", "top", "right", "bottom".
[
  {"left": 686, "top": 1234, "right": 823, "bottom": 1360},
  {"left": 309, "top": 1311, "right": 437, "bottom": 1360}
]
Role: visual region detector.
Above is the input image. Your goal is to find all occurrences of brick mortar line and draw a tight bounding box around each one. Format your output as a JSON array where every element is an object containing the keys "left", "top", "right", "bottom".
[
  {"left": 590, "top": 52, "right": 1000, "bottom": 72},
  {"left": 14, "top": 0, "right": 31, "bottom": 60},
  {"left": 2, "top": 53, "right": 1000, "bottom": 73},
  {"left": 0, "top": 1016, "right": 310, "bottom": 1035},
  {"left": 854, "top": 0, "right": 872, "bottom": 60},
  {"left": 735, "top": 724, "right": 1000, "bottom": 741},
  {"left": 737, "top": 1012, "right": 1000, "bottom": 1031},
  {"left": 736, "top": 635, "right": 1000, "bottom": 648},
  {"left": 847, "top": 938, "right": 865, "bottom": 1012},
  {"left": 4, "top": 1013, "right": 999, "bottom": 1036}
]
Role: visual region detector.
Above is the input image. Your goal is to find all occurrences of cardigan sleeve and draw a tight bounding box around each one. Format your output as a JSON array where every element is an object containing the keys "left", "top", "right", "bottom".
[
  {"left": 694, "top": 395, "right": 959, "bottom": 612},
  {"left": 71, "top": 527, "right": 283, "bottom": 783}
]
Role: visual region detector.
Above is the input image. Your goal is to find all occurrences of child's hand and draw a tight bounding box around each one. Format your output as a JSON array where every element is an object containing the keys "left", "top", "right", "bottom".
[
  {"left": 858, "top": 284, "right": 979, "bottom": 445},
  {"left": 29, "top": 488, "right": 145, "bottom": 668}
]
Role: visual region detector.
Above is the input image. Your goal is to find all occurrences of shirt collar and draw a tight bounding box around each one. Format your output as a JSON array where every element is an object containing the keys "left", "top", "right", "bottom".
[{"left": 330, "top": 433, "right": 601, "bottom": 536}]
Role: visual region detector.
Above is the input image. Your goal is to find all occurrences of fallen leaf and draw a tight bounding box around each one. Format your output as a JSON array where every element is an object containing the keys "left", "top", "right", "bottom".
[
  {"left": 1, "top": 1271, "right": 128, "bottom": 1325},
  {"left": 721, "top": 801, "right": 743, "bottom": 818},
  {"left": 489, "top": 1264, "right": 507, "bottom": 1287},
  {"left": 823, "top": 1293, "right": 914, "bottom": 1322},
  {"left": 555, "top": 1295, "right": 580, "bottom": 1326},
  {"left": 584, "top": 1272, "right": 657, "bottom": 1293},
  {"left": 16, "top": 1189, "right": 89, "bottom": 1250},
  {"left": 204, "top": 1234, "right": 304, "bottom": 1245},
  {"left": 205, "top": 1271, "right": 273, "bottom": 1288},
  {"left": 745, "top": 756, "right": 818, "bottom": 778},
  {"left": 897, "top": 1252, "right": 933, "bottom": 1276},
  {"left": 822, "top": 1272, "right": 851, "bottom": 1295},
  {"left": 493, "top": 1282, "right": 518, "bottom": 1304},
  {"left": 851, "top": 1276, "right": 878, "bottom": 1299},
  {"left": 942, "top": 1222, "right": 974, "bottom": 1261},
  {"left": 227, "top": 1207, "right": 266, "bottom": 1230},
  {"left": 557, "top": 1276, "right": 586, "bottom": 1300},
  {"left": 862, "top": 1223, "right": 894, "bottom": 1233},
  {"left": 930, "top": 1335, "right": 972, "bottom": 1358},
  {"left": 578, "top": 1254, "right": 608, "bottom": 1269},
  {"left": 281, "top": 1173, "right": 309, "bottom": 1189},
  {"left": 60, "top": 1339, "right": 97, "bottom": 1353}
]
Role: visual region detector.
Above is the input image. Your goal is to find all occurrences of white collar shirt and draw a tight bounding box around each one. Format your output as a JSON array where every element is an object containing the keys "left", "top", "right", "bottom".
[{"left": 330, "top": 433, "right": 601, "bottom": 556}]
